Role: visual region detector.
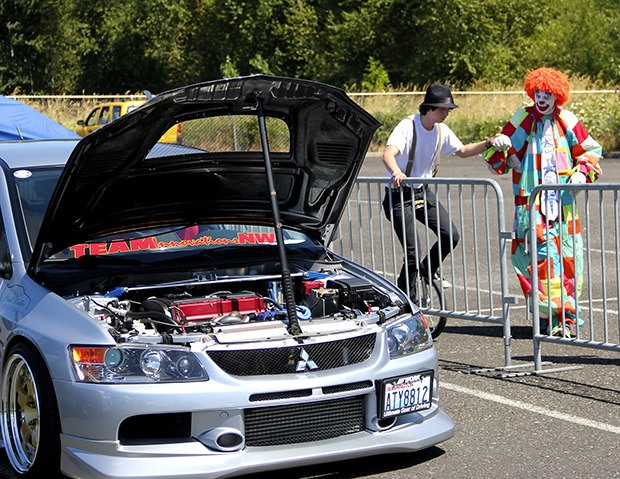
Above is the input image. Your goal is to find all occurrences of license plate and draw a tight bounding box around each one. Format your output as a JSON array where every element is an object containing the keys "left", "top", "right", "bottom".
[{"left": 379, "top": 371, "right": 433, "bottom": 418}]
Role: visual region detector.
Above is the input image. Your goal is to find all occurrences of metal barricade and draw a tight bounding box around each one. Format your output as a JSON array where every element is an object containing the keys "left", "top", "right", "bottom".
[
  {"left": 529, "top": 183, "right": 620, "bottom": 374},
  {"left": 334, "top": 177, "right": 517, "bottom": 367}
]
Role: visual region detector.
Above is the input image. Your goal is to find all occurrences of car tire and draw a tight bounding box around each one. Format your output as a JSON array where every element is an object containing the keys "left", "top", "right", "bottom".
[{"left": 1, "top": 343, "right": 62, "bottom": 478}]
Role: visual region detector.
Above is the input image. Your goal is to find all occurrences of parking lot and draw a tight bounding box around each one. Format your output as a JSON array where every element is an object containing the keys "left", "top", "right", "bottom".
[
  {"left": 245, "top": 152, "right": 620, "bottom": 479},
  {"left": 1, "top": 153, "right": 618, "bottom": 479}
]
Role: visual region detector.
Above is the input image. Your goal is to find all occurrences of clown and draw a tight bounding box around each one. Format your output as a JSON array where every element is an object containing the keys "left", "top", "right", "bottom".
[{"left": 486, "top": 67, "right": 603, "bottom": 336}]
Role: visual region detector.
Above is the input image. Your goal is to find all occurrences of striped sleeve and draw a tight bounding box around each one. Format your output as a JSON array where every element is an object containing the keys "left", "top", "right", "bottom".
[
  {"left": 485, "top": 108, "right": 529, "bottom": 174},
  {"left": 559, "top": 109, "right": 603, "bottom": 182}
]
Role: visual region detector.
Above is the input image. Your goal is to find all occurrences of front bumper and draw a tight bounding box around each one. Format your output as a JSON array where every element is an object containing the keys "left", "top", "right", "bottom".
[
  {"left": 61, "top": 408, "right": 454, "bottom": 479},
  {"left": 55, "top": 345, "right": 454, "bottom": 479}
]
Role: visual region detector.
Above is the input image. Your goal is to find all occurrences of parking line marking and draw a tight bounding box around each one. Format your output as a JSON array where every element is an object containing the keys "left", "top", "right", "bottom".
[{"left": 442, "top": 382, "right": 620, "bottom": 435}]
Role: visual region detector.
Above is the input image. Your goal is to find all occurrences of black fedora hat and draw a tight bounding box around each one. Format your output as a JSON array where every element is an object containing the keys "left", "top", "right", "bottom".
[{"left": 420, "top": 84, "right": 458, "bottom": 109}]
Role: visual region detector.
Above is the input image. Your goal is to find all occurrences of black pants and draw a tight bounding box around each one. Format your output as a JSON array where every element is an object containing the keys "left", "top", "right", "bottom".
[{"left": 382, "top": 187, "right": 459, "bottom": 294}]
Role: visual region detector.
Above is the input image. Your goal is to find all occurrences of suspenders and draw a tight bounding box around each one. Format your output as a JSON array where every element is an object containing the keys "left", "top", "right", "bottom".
[{"left": 405, "top": 115, "right": 442, "bottom": 178}]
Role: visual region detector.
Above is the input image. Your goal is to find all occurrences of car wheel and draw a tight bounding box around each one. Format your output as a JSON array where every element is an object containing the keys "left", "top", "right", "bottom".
[{"left": 1, "top": 343, "right": 62, "bottom": 478}]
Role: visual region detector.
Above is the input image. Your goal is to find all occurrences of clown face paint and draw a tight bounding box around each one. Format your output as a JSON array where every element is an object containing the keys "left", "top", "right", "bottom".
[{"left": 534, "top": 90, "right": 558, "bottom": 115}]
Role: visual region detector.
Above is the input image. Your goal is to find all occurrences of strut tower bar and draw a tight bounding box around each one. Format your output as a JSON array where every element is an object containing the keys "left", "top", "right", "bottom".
[{"left": 253, "top": 91, "right": 303, "bottom": 337}]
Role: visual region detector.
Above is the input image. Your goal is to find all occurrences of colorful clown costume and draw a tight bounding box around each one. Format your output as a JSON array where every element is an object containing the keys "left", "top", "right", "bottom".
[{"left": 486, "top": 104, "right": 602, "bottom": 333}]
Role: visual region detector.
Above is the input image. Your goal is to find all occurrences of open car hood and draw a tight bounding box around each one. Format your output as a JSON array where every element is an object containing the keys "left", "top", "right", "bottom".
[{"left": 31, "top": 75, "right": 379, "bottom": 268}]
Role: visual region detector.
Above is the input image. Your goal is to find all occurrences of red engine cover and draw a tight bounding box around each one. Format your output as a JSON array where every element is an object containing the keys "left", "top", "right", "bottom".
[{"left": 175, "top": 294, "right": 265, "bottom": 321}]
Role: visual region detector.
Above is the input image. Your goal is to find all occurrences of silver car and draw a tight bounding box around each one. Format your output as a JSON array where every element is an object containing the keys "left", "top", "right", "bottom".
[{"left": 0, "top": 76, "right": 454, "bottom": 479}]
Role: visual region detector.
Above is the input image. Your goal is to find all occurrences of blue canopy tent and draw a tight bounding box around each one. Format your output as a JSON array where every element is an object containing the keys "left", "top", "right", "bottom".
[{"left": 0, "top": 95, "right": 80, "bottom": 140}]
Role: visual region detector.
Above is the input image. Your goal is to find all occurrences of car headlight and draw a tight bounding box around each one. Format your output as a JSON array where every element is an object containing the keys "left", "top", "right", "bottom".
[
  {"left": 70, "top": 345, "right": 209, "bottom": 383},
  {"left": 385, "top": 312, "right": 433, "bottom": 358}
]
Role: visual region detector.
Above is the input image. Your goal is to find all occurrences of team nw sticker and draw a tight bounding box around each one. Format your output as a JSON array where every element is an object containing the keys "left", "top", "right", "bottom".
[{"left": 68, "top": 232, "right": 277, "bottom": 258}]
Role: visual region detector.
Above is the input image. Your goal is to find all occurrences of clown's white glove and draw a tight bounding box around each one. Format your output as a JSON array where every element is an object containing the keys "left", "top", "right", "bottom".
[
  {"left": 570, "top": 172, "right": 587, "bottom": 184},
  {"left": 491, "top": 134, "right": 512, "bottom": 152}
]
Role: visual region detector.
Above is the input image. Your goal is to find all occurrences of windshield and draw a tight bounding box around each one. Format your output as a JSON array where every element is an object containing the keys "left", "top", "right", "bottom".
[{"left": 13, "top": 167, "right": 62, "bottom": 254}]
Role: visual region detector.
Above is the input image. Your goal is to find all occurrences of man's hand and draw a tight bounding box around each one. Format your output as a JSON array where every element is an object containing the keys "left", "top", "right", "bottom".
[
  {"left": 383, "top": 145, "right": 406, "bottom": 187},
  {"left": 391, "top": 169, "right": 406, "bottom": 187}
]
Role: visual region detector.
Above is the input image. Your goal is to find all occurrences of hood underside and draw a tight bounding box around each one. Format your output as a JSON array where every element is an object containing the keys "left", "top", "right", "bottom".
[{"left": 31, "top": 76, "right": 379, "bottom": 268}]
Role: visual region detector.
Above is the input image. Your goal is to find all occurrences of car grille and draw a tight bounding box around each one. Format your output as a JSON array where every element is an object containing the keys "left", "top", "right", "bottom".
[
  {"left": 249, "top": 380, "right": 373, "bottom": 402},
  {"left": 244, "top": 396, "right": 366, "bottom": 446},
  {"left": 207, "top": 333, "right": 376, "bottom": 376}
]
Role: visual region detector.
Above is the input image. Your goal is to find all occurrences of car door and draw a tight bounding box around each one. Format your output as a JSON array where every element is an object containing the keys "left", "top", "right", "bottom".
[
  {"left": 76, "top": 106, "right": 103, "bottom": 137},
  {"left": 97, "top": 106, "right": 111, "bottom": 126}
]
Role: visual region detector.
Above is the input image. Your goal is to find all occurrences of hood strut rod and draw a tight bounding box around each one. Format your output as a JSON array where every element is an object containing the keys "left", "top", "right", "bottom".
[{"left": 255, "top": 95, "right": 303, "bottom": 338}]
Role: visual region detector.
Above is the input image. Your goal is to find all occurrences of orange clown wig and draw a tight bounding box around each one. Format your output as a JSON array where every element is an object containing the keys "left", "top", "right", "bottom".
[{"left": 524, "top": 67, "right": 571, "bottom": 106}]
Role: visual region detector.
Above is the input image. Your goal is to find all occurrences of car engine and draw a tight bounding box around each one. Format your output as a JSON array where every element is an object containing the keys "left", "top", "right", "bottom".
[{"left": 68, "top": 271, "right": 403, "bottom": 345}]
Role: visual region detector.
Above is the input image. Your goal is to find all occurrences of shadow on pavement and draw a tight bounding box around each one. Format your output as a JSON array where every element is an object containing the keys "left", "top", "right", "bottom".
[
  {"left": 244, "top": 447, "right": 447, "bottom": 479},
  {"left": 439, "top": 357, "right": 620, "bottom": 406}
]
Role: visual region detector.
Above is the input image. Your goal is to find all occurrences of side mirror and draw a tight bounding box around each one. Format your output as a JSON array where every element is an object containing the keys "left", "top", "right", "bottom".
[{"left": 77, "top": 120, "right": 85, "bottom": 126}]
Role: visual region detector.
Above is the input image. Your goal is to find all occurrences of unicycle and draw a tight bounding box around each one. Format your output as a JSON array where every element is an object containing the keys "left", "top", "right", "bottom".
[{"left": 410, "top": 276, "right": 447, "bottom": 339}]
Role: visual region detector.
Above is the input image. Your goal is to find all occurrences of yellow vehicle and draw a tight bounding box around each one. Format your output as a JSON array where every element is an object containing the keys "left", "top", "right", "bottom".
[{"left": 75, "top": 100, "right": 181, "bottom": 143}]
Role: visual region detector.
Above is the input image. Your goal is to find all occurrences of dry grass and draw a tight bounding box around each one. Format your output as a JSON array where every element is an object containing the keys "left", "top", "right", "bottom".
[
  {"left": 354, "top": 90, "right": 527, "bottom": 121},
  {"left": 353, "top": 74, "right": 620, "bottom": 151},
  {"left": 15, "top": 77, "right": 620, "bottom": 152},
  {"left": 19, "top": 96, "right": 141, "bottom": 131},
  {"left": 353, "top": 84, "right": 620, "bottom": 152}
]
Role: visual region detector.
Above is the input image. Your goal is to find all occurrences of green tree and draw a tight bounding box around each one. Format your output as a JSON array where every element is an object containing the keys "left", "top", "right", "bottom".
[
  {"left": 192, "top": 0, "right": 336, "bottom": 81},
  {"left": 362, "top": 56, "right": 390, "bottom": 91},
  {"left": 192, "top": 0, "right": 287, "bottom": 80},
  {"left": 358, "top": 0, "right": 550, "bottom": 88},
  {"left": 0, "top": 0, "right": 61, "bottom": 93},
  {"left": 522, "top": 0, "right": 620, "bottom": 86},
  {"left": 1, "top": 0, "right": 620, "bottom": 94},
  {"left": 74, "top": 0, "right": 196, "bottom": 93}
]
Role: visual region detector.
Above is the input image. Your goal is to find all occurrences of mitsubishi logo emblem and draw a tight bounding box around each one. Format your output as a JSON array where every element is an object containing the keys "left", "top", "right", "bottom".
[{"left": 295, "top": 348, "right": 318, "bottom": 372}]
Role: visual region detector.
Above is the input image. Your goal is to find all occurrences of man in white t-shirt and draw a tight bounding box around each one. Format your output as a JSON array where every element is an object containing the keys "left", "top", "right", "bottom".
[{"left": 382, "top": 83, "right": 498, "bottom": 300}]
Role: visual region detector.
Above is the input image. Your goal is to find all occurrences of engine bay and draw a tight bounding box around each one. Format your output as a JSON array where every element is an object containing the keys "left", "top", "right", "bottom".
[{"left": 69, "top": 269, "right": 404, "bottom": 345}]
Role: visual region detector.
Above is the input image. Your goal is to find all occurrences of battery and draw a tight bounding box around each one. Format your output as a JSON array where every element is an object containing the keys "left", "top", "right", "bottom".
[
  {"left": 305, "top": 287, "right": 340, "bottom": 317},
  {"left": 326, "top": 277, "right": 376, "bottom": 307}
]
